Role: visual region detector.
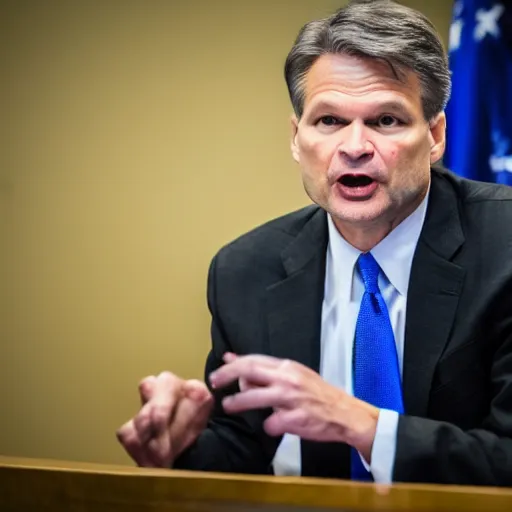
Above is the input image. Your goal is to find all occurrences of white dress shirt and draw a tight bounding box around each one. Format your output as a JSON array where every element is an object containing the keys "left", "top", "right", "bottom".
[{"left": 272, "top": 192, "right": 429, "bottom": 483}]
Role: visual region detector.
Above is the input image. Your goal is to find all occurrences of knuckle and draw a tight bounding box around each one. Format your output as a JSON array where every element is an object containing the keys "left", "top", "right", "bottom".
[
  {"left": 281, "top": 358, "right": 294, "bottom": 370},
  {"left": 116, "top": 427, "right": 127, "bottom": 443},
  {"left": 158, "top": 371, "right": 177, "bottom": 384},
  {"left": 139, "top": 375, "right": 154, "bottom": 387},
  {"left": 138, "top": 376, "right": 155, "bottom": 396},
  {"left": 283, "top": 372, "right": 302, "bottom": 389},
  {"left": 117, "top": 428, "right": 139, "bottom": 449},
  {"left": 158, "top": 372, "right": 185, "bottom": 396},
  {"left": 116, "top": 421, "right": 133, "bottom": 438}
]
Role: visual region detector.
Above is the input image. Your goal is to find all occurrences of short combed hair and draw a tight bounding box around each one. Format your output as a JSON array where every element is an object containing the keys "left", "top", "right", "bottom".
[{"left": 284, "top": 0, "right": 451, "bottom": 120}]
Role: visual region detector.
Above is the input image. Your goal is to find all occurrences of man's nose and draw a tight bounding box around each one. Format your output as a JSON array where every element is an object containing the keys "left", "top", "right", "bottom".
[{"left": 337, "top": 122, "right": 374, "bottom": 163}]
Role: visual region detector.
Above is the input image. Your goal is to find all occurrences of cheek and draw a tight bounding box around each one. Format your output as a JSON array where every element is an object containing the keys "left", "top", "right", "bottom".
[
  {"left": 298, "top": 131, "right": 338, "bottom": 169},
  {"left": 377, "top": 143, "right": 400, "bottom": 169},
  {"left": 383, "top": 140, "right": 431, "bottom": 188},
  {"left": 388, "top": 149, "right": 398, "bottom": 163},
  {"left": 382, "top": 138, "right": 428, "bottom": 169}
]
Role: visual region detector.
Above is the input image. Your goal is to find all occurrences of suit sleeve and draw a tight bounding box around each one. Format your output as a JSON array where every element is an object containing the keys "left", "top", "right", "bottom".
[
  {"left": 173, "top": 255, "right": 279, "bottom": 473},
  {"left": 394, "top": 327, "right": 512, "bottom": 486}
]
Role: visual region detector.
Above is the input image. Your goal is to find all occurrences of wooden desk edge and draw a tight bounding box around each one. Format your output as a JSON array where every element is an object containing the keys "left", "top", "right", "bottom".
[{"left": 1, "top": 455, "right": 512, "bottom": 512}]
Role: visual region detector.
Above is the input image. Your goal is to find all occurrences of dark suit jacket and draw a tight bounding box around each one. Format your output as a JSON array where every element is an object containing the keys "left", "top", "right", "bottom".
[{"left": 175, "top": 166, "right": 512, "bottom": 485}]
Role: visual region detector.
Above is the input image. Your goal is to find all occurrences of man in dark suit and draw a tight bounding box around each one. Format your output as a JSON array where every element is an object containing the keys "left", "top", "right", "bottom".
[{"left": 117, "top": 0, "right": 512, "bottom": 485}]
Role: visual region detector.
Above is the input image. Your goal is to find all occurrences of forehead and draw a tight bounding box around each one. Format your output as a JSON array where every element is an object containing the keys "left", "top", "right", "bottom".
[{"left": 303, "top": 53, "right": 422, "bottom": 113}]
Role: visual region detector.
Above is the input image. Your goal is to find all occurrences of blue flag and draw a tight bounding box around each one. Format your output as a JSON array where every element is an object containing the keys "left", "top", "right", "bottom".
[{"left": 444, "top": 0, "right": 512, "bottom": 184}]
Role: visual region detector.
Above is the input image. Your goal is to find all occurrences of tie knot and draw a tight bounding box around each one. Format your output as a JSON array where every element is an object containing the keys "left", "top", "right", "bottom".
[{"left": 357, "top": 252, "right": 380, "bottom": 294}]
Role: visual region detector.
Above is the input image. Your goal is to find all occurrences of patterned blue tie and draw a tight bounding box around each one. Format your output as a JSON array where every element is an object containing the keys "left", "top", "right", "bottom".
[{"left": 351, "top": 252, "right": 404, "bottom": 481}]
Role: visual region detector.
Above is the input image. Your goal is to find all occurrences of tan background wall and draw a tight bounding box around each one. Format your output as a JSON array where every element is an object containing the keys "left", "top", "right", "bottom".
[{"left": 0, "top": 0, "right": 453, "bottom": 465}]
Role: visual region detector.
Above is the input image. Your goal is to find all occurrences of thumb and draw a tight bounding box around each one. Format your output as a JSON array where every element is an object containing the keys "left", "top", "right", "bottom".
[{"left": 169, "top": 380, "right": 213, "bottom": 460}]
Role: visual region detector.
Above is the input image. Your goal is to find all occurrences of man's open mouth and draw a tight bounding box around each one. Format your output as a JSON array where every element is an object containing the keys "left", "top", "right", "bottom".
[{"left": 337, "top": 174, "right": 374, "bottom": 187}]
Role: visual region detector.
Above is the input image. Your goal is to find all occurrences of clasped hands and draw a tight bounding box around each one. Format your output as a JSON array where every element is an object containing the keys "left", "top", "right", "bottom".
[{"left": 117, "top": 353, "right": 379, "bottom": 467}]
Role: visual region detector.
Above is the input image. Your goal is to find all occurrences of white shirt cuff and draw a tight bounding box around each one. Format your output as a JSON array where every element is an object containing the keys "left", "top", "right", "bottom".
[{"left": 359, "top": 408, "right": 399, "bottom": 483}]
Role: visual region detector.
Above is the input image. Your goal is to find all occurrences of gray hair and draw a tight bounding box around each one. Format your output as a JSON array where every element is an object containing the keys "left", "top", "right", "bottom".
[{"left": 284, "top": 0, "right": 451, "bottom": 121}]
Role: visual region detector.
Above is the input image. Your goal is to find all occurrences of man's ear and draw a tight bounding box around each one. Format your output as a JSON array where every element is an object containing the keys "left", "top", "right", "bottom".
[
  {"left": 290, "top": 114, "right": 300, "bottom": 163},
  {"left": 428, "top": 112, "right": 446, "bottom": 164}
]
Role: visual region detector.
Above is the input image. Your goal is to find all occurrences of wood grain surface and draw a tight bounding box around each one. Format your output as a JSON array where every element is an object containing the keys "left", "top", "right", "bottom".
[{"left": 1, "top": 456, "right": 512, "bottom": 512}]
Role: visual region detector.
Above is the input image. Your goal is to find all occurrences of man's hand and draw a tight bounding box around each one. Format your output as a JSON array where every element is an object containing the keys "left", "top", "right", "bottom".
[
  {"left": 210, "top": 353, "right": 379, "bottom": 462},
  {"left": 116, "top": 372, "right": 213, "bottom": 467}
]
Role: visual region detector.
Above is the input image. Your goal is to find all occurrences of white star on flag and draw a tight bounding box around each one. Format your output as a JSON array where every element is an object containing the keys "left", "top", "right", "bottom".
[
  {"left": 474, "top": 3, "right": 505, "bottom": 41},
  {"left": 449, "top": 18, "right": 464, "bottom": 51}
]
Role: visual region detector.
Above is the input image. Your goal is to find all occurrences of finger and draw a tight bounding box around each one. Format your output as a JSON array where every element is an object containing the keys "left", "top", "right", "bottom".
[
  {"left": 148, "top": 381, "right": 213, "bottom": 467},
  {"left": 139, "top": 375, "right": 157, "bottom": 405},
  {"left": 222, "top": 352, "right": 238, "bottom": 363},
  {"left": 170, "top": 383, "right": 213, "bottom": 459},
  {"left": 222, "top": 353, "right": 281, "bottom": 366},
  {"left": 263, "top": 408, "right": 310, "bottom": 438},
  {"left": 180, "top": 380, "right": 213, "bottom": 434},
  {"left": 140, "top": 372, "right": 184, "bottom": 466},
  {"left": 222, "top": 387, "right": 287, "bottom": 413},
  {"left": 147, "top": 429, "right": 172, "bottom": 467},
  {"left": 116, "top": 420, "right": 157, "bottom": 467},
  {"left": 210, "top": 357, "right": 280, "bottom": 389},
  {"left": 135, "top": 373, "right": 184, "bottom": 445},
  {"left": 133, "top": 402, "right": 155, "bottom": 445},
  {"left": 178, "top": 381, "right": 213, "bottom": 428},
  {"left": 149, "top": 372, "right": 184, "bottom": 434}
]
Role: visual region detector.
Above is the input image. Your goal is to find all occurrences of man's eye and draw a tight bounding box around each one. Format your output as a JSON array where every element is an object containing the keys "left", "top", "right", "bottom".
[
  {"left": 319, "top": 116, "right": 340, "bottom": 126},
  {"left": 378, "top": 115, "right": 399, "bottom": 127}
]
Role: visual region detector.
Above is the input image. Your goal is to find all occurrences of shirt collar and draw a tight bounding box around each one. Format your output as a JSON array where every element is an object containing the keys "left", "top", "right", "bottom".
[
  {"left": 326, "top": 187, "right": 430, "bottom": 299},
  {"left": 326, "top": 214, "right": 361, "bottom": 304},
  {"left": 372, "top": 190, "right": 429, "bottom": 296}
]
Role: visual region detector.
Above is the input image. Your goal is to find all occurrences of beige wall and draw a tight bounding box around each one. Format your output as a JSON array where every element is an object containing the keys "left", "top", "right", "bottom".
[{"left": 0, "top": 0, "right": 453, "bottom": 465}]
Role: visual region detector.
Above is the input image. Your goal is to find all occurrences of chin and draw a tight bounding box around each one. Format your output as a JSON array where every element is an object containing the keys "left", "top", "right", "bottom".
[{"left": 329, "top": 199, "right": 389, "bottom": 225}]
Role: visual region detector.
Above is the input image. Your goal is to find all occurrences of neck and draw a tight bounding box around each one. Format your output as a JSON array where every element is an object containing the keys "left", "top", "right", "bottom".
[{"left": 333, "top": 220, "right": 393, "bottom": 252}]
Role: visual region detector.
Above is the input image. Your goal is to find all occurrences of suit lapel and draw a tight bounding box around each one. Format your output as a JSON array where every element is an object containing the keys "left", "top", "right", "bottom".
[
  {"left": 266, "top": 207, "right": 328, "bottom": 373},
  {"left": 265, "top": 207, "right": 351, "bottom": 479},
  {"left": 403, "top": 171, "right": 466, "bottom": 417}
]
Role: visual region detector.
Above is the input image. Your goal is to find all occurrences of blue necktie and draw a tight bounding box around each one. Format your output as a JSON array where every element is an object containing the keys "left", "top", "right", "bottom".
[{"left": 351, "top": 252, "right": 404, "bottom": 481}]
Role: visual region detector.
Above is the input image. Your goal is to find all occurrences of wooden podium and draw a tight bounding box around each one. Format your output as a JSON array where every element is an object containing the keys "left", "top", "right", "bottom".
[{"left": 1, "top": 456, "right": 512, "bottom": 512}]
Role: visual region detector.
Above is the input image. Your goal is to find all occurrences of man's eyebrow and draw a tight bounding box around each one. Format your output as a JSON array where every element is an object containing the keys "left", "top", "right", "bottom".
[
  {"left": 373, "top": 100, "right": 411, "bottom": 115},
  {"left": 306, "top": 99, "right": 412, "bottom": 116}
]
